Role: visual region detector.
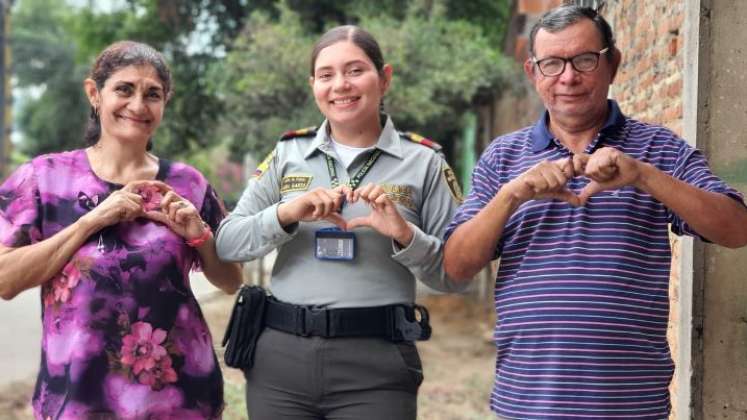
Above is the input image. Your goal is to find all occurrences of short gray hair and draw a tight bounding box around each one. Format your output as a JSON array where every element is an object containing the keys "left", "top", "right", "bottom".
[{"left": 528, "top": 5, "right": 615, "bottom": 59}]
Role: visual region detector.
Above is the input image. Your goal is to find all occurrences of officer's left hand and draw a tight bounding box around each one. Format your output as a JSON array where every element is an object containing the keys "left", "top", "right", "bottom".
[
  {"left": 346, "top": 183, "right": 414, "bottom": 247},
  {"left": 575, "top": 147, "right": 647, "bottom": 204}
]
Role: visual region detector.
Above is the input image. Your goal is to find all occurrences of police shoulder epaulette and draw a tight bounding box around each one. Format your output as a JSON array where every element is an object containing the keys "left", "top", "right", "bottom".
[
  {"left": 399, "top": 131, "right": 443, "bottom": 152},
  {"left": 279, "top": 126, "right": 317, "bottom": 141}
]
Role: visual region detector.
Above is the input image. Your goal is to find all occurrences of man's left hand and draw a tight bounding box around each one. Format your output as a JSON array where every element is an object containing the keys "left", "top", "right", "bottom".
[{"left": 574, "top": 147, "right": 648, "bottom": 204}]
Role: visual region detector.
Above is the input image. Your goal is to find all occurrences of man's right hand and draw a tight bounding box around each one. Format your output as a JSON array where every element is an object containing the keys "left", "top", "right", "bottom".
[{"left": 503, "top": 157, "right": 582, "bottom": 207}]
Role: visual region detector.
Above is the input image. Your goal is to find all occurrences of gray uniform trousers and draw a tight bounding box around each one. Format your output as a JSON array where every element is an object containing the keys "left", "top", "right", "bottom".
[{"left": 243, "top": 327, "right": 423, "bottom": 420}]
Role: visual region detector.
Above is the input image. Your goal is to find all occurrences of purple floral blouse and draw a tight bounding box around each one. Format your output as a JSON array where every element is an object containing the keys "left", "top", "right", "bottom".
[{"left": 0, "top": 149, "right": 227, "bottom": 419}]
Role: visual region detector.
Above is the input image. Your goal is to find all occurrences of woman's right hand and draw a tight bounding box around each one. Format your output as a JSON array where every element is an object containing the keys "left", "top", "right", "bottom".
[
  {"left": 79, "top": 180, "right": 171, "bottom": 231},
  {"left": 277, "top": 186, "right": 350, "bottom": 229}
]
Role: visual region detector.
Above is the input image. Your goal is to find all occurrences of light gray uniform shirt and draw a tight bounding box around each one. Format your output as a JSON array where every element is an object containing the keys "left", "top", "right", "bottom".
[{"left": 216, "top": 117, "right": 468, "bottom": 308}]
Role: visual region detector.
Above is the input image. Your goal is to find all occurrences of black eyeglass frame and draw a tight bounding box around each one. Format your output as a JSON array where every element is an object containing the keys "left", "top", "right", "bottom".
[{"left": 532, "top": 47, "right": 610, "bottom": 77}]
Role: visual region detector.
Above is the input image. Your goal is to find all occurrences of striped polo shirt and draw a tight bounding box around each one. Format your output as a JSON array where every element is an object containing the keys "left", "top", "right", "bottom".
[{"left": 445, "top": 100, "right": 745, "bottom": 419}]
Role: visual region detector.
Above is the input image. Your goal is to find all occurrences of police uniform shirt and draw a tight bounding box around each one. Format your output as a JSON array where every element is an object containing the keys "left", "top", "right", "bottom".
[{"left": 216, "top": 117, "right": 467, "bottom": 308}]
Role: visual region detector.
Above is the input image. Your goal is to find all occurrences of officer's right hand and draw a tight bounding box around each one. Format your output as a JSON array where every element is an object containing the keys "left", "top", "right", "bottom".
[
  {"left": 503, "top": 158, "right": 581, "bottom": 207},
  {"left": 277, "top": 186, "right": 348, "bottom": 229}
]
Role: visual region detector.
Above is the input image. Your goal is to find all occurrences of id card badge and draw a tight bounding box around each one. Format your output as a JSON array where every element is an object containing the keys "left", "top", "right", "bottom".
[{"left": 315, "top": 227, "right": 356, "bottom": 261}]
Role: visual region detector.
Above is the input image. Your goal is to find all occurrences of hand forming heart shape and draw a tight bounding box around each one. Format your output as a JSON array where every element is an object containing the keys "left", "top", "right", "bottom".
[
  {"left": 277, "top": 183, "right": 414, "bottom": 246},
  {"left": 512, "top": 147, "right": 645, "bottom": 207}
]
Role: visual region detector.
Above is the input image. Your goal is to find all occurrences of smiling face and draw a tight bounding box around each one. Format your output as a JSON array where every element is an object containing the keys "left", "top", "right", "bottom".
[
  {"left": 85, "top": 64, "right": 166, "bottom": 147},
  {"left": 310, "top": 40, "right": 392, "bottom": 131},
  {"left": 525, "top": 18, "right": 619, "bottom": 128}
]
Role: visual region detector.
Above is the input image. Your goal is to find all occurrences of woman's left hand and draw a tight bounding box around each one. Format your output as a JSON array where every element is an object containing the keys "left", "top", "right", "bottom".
[
  {"left": 143, "top": 189, "right": 208, "bottom": 242},
  {"left": 346, "top": 183, "right": 414, "bottom": 247}
]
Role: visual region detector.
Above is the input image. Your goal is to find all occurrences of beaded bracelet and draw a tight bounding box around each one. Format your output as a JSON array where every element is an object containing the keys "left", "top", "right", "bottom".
[{"left": 186, "top": 224, "right": 212, "bottom": 248}]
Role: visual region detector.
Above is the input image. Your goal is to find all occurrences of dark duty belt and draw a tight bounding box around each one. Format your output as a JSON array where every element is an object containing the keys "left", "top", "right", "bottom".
[{"left": 264, "top": 298, "right": 431, "bottom": 342}]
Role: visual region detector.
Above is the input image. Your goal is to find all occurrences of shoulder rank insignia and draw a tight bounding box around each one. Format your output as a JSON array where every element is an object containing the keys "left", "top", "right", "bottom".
[
  {"left": 399, "top": 131, "right": 443, "bottom": 152},
  {"left": 279, "top": 126, "right": 317, "bottom": 141}
]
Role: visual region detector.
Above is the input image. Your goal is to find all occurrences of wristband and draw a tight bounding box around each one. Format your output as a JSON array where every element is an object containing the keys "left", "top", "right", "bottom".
[{"left": 186, "top": 223, "right": 212, "bottom": 248}]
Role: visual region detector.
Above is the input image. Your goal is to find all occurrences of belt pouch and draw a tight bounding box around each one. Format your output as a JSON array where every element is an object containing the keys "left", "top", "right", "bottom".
[{"left": 222, "top": 285, "right": 267, "bottom": 370}]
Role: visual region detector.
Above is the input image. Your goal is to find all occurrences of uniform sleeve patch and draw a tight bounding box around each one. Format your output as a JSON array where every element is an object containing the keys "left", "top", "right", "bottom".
[
  {"left": 442, "top": 164, "right": 464, "bottom": 204},
  {"left": 280, "top": 174, "right": 313, "bottom": 193},
  {"left": 253, "top": 149, "right": 276, "bottom": 179},
  {"left": 381, "top": 184, "right": 416, "bottom": 211}
]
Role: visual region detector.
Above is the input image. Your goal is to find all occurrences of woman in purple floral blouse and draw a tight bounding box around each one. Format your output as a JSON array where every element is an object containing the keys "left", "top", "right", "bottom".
[{"left": 0, "top": 41, "right": 243, "bottom": 419}]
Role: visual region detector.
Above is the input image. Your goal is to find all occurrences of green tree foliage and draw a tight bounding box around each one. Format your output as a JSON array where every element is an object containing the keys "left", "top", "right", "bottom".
[
  {"left": 63, "top": 0, "right": 255, "bottom": 158},
  {"left": 217, "top": 2, "right": 514, "bottom": 160},
  {"left": 283, "top": 0, "right": 509, "bottom": 44},
  {"left": 12, "top": 0, "right": 89, "bottom": 155},
  {"left": 444, "top": 0, "right": 512, "bottom": 47},
  {"left": 215, "top": 9, "right": 318, "bottom": 160},
  {"left": 12, "top": 0, "right": 260, "bottom": 158},
  {"left": 12, "top": 0, "right": 512, "bottom": 172}
]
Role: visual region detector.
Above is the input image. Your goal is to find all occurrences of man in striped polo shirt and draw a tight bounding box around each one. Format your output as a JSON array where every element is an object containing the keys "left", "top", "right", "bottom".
[{"left": 444, "top": 5, "right": 747, "bottom": 420}]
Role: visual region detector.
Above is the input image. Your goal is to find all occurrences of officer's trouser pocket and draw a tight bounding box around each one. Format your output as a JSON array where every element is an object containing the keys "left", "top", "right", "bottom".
[{"left": 394, "top": 341, "right": 424, "bottom": 390}]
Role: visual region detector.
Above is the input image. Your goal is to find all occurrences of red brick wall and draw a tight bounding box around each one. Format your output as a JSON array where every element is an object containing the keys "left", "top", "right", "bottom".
[
  {"left": 603, "top": 3, "right": 685, "bottom": 418},
  {"left": 519, "top": 0, "right": 563, "bottom": 15},
  {"left": 605, "top": 2, "right": 685, "bottom": 135}
]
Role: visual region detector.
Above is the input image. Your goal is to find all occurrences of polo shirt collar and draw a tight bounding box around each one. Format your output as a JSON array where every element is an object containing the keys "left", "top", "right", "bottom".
[
  {"left": 530, "top": 99, "right": 627, "bottom": 152},
  {"left": 304, "top": 115, "right": 403, "bottom": 159}
]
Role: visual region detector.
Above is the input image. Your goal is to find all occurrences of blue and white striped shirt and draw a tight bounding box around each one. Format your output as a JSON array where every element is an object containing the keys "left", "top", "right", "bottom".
[{"left": 445, "top": 100, "right": 744, "bottom": 419}]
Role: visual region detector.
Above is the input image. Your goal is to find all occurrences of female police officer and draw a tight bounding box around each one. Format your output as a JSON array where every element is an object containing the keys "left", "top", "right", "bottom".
[{"left": 216, "top": 25, "right": 469, "bottom": 419}]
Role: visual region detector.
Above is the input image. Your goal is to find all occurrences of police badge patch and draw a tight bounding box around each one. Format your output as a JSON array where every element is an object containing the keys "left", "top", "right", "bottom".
[
  {"left": 280, "top": 174, "right": 313, "bottom": 193},
  {"left": 381, "top": 184, "right": 416, "bottom": 210},
  {"left": 442, "top": 164, "right": 464, "bottom": 203}
]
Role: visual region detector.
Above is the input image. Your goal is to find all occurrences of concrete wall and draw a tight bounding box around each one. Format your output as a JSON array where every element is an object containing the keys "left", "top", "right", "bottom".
[
  {"left": 608, "top": 1, "right": 747, "bottom": 418},
  {"left": 606, "top": 2, "right": 685, "bottom": 135},
  {"left": 696, "top": 1, "right": 747, "bottom": 418}
]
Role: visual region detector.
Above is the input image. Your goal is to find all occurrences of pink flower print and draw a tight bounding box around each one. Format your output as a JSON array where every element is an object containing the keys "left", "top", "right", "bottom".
[
  {"left": 137, "top": 355, "right": 178, "bottom": 389},
  {"left": 120, "top": 322, "right": 168, "bottom": 375},
  {"left": 138, "top": 186, "right": 163, "bottom": 211},
  {"left": 43, "top": 263, "right": 81, "bottom": 306}
]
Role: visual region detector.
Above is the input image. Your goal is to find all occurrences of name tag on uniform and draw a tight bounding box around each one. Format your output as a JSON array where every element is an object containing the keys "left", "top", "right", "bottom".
[{"left": 315, "top": 228, "right": 356, "bottom": 261}]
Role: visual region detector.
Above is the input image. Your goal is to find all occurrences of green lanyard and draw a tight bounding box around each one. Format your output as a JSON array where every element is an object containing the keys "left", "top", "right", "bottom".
[{"left": 324, "top": 149, "right": 383, "bottom": 190}]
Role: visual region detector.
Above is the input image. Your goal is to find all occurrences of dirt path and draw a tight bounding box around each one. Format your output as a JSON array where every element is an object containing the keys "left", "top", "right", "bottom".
[
  {"left": 0, "top": 294, "right": 497, "bottom": 420},
  {"left": 415, "top": 295, "right": 497, "bottom": 420}
]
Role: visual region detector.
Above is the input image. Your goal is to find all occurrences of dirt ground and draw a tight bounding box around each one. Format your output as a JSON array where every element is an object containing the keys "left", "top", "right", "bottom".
[{"left": 0, "top": 293, "right": 497, "bottom": 420}]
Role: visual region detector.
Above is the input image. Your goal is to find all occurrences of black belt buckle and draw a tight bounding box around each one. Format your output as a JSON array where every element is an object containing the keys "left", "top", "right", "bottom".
[
  {"left": 392, "top": 304, "right": 431, "bottom": 342},
  {"left": 299, "top": 306, "right": 329, "bottom": 337}
]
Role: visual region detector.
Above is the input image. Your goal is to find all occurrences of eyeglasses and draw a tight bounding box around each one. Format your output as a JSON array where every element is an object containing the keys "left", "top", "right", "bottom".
[{"left": 532, "top": 47, "right": 610, "bottom": 77}]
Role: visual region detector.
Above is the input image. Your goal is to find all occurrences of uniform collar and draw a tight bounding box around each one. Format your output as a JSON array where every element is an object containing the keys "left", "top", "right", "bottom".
[
  {"left": 530, "top": 99, "right": 627, "bottom": 152},
  {"left": 304, "top": 116, "right": 404, "bottom": 160}
]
